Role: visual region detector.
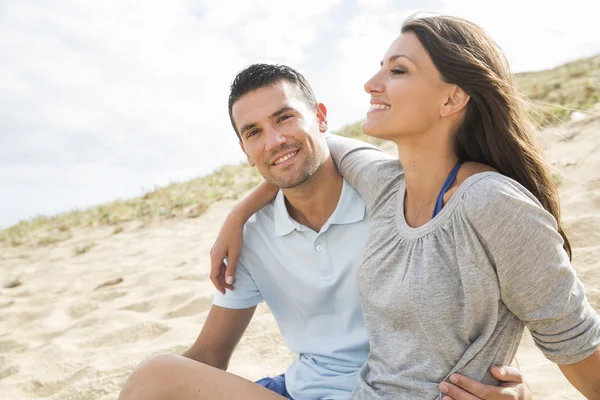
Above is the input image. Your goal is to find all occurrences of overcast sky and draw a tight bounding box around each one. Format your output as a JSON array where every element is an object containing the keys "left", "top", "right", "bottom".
[{"left": 1, "top": 0, "right": 599, "bottom": 228}]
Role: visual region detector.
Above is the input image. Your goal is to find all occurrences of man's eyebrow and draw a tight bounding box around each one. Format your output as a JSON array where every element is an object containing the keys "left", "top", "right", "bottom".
[
  {"left": 270, "top": 106, "right": 295, "bottom": 119},
  {"left": 238, "top": 107, "right": 295, "bottom": 135},
  {"left": 239, "top": 122, "right": 258, "bottom": 135},
  {"left": 380, "top": 54, "right": 413, "bottom": 67}
]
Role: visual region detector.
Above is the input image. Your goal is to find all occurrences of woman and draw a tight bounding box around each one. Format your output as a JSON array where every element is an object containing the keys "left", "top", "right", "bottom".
[{"left": 212, "top": 15, "right": 600, "bottom": 399}]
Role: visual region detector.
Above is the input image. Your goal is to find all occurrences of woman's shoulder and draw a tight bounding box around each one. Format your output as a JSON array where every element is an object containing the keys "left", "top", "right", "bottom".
[
  {"left": 444, "top": 162, "right": 495, "bottom": 201},
  {"left": 453, "top": 165, "right": 543, "bottom": 219}
]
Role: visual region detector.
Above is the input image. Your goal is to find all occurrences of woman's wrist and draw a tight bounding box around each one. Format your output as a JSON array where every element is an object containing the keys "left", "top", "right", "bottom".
[{"left": 228, "top": 203, "right": 252, "bottom": 225}]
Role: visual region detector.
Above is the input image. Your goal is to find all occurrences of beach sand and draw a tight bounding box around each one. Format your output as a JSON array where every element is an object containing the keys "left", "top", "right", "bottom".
[{"left": 1, "top": 116, "right": 599, "bottom": 399}]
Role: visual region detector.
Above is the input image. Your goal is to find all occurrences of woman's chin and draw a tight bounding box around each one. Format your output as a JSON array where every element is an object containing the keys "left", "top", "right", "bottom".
[{"left": 361, "top": 120, "right": 390, "bottom": 140}]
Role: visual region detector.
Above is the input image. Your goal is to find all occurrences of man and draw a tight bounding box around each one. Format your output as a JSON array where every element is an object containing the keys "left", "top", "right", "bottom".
[{"left": 118, "top": 64, "right": 529, "bottom": 400}]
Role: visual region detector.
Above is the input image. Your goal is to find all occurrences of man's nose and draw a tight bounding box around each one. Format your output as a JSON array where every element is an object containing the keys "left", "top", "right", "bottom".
[{"left": 264, "top": 126, "right": 286, "bottom": 152}]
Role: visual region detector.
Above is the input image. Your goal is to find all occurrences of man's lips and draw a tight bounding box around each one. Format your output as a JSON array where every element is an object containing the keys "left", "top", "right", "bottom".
[{"left": 271, "top": 150, "right": 299, "bottom": 166}]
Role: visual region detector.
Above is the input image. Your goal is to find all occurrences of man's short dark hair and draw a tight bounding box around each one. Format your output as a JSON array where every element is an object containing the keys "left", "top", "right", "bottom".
[{"left": 228, "top": 64, "right": 318, "bottom": 139}]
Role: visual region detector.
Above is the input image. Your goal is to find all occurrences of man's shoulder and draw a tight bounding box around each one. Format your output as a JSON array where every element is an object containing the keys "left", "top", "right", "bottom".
[
  {"left": 237, "top": 201, "right": 281, "bottom": 271},
  {"left": 241, "top": 200, "right": 277, "bottom": 240}
]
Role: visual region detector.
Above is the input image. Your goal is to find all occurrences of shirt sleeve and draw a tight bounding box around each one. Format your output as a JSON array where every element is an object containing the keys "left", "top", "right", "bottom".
[
  {"left": 326, "top": 133, "right": 402, "bottom": 211},
  {"left": 462, "top": 175, "right": 600, "bottom": 364},
  {"left": 212, "top": 257, "right": 263, "bottom": 310}
]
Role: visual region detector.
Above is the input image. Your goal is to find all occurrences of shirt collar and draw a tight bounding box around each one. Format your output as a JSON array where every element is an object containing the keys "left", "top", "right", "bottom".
[{"left": 273, "top": 179, "right": 366, "bottom": 237}]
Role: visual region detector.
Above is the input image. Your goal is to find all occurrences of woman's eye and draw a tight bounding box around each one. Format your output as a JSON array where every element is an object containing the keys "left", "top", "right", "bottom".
[{"left": 391, "top": 69, "right": 406, "bottom": 75}]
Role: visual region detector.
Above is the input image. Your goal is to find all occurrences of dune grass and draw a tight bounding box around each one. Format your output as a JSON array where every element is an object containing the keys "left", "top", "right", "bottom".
[
  {"left": 2, "top": 55, "right": 598, "bottom": 247},
  {"left": 517, "top": 55, "right": 600, "bottom": 126},
  {"left": 0, "top": 164, "right": 264, "bottom": 246}
]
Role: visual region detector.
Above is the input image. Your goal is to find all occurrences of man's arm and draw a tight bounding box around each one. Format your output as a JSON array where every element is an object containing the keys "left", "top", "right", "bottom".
[
  {"left": 182, "top": 305, "right": 257, "bottom": 370},
  {"left": 440, "top": 366, "right": 531, "bottom": 400}
]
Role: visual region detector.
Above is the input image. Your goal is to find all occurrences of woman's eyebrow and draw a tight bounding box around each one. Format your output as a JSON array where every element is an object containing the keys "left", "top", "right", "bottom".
[{"left": 380, "top": 54, "right": 413, "bottom": 67}]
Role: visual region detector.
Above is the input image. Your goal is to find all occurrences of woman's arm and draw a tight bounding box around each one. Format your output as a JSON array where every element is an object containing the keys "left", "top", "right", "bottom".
[
  {"left": 558, "top": 349, "right": 600, "bottom": 399},
  {"left": 326, "top": 134, "right": 400, "bottom": 212},
  {"left": 462, "top": 176, "right": 600, "bottom": 398},
  {"left": 210, "top": 181, "right": 278, "bottom": 294},
  {"left": 326, "top": 133, "right": 394, "bottom": 188}
]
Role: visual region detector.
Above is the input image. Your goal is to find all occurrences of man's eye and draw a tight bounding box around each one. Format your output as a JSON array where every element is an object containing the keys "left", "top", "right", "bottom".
[
  {"left": 278, "top": 115, "right": 292, "bottom": 123},
  {"left": 246, "top": 130, "right": 259, "bottom": 138}
]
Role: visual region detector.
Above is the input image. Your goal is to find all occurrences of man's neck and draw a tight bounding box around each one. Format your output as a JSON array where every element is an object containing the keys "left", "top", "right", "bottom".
[{"left": 281, "top": 157, "right": 343, "bottom": 233}]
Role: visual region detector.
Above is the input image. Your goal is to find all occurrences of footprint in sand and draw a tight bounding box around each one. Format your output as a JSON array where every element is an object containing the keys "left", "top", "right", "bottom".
[
  {"left": 174, "top": 273, "right": 209, "bottom": 282},
  {"left": 66, "top": 301, "right": 100, "bottom": 320},
  {"left": 45, "top": 368, "right": 127, "bottom": 400},
  {"left": 0, "top": 339, "right": 29, "bottom": 354},
  {"left": 16, "top": 366, "right": 95, "bottom": 397},
  {"left": 81, "top": 321, "right": 171, "bottom": 348},
  {"left": 0, "top": 365, "right": 19, "bottom": 379},
  {"left": 92, "top": 289, "right": 129, "bottom": 302},
  {"left": 120, "top": 291, "right": 196, "bottom": 314},
  {"left": 164, "top": 296, "right": 212, "bottom": 319}
]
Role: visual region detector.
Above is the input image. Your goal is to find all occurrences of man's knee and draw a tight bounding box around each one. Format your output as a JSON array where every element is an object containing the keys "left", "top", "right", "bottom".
[{"left": 119, "top": 354, "right": 187, "bottom": 400}]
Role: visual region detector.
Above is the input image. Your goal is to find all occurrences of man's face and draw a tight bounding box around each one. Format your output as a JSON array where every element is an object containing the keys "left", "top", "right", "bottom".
[{"left": 232, "top": 80, "right": 328, "bottom": 189}]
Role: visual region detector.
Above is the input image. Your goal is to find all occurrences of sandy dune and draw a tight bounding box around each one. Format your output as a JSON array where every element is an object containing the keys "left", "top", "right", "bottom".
[{"left": 1, "top": 116, "right": 599, "bottom": 399}]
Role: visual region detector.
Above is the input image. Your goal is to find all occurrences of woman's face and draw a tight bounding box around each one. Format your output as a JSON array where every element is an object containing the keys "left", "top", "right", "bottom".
[{"left": 362, "top": 31, "right": 451, "bottom": 141}]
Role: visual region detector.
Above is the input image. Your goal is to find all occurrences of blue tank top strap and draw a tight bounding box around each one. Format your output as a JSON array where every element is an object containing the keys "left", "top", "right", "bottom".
[{"left": 432, "top": 161, "right": 462, "bottom": 218}]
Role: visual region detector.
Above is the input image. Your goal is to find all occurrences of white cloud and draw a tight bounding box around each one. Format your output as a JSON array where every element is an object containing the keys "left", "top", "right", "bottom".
[
  {"left": 439, "top": 0, "right": 600, "bottom": 72},
  {"left": 0, "top": 0, "right": 342, "bottom": 226},
  {"left": 1, "top": 0, "right": 598, "bottom": 227}
]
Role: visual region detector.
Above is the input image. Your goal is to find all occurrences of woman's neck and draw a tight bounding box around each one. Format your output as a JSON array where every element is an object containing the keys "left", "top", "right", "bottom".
[
  {"left": 394, "top": 130, "right": 459, "bottom": 206},
  {"left": 391, "top": 126, "right": 459, "bottom": 227}
]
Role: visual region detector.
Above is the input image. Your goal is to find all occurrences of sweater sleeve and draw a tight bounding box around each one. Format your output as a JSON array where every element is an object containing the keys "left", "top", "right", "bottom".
[
  {"left": 461, "top": 175, "right": 600, "bottom": 364},
  {"left": 326, "top": 134, "right": 401, "bottom": 211}
]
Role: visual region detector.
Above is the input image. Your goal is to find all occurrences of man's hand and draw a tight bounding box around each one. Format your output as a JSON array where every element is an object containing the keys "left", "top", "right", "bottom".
[{"left": 439, "top": 366, "right": 531, "bottom": 400}]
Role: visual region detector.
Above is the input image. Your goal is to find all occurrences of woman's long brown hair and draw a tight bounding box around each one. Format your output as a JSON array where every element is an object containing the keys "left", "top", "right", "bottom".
[{"left": 402, "top": 15, "right": 572, "bottom": 259}]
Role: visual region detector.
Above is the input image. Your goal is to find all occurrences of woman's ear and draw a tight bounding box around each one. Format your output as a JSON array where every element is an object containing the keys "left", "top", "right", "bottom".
[{"left": 440, "top": 85, "right": 470, "bottom": 118}]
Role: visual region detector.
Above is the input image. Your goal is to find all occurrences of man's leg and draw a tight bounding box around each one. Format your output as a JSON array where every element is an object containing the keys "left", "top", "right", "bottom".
[{"left": 118, "top": 354, "right": 287, "bottom": 400}]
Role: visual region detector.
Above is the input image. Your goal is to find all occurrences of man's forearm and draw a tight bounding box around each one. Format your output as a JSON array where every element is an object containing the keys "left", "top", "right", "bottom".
[
  {"left": 181, "top": 346, "right": 229, "bottom": 370},
  {"left": 182, "top": 306, "right": 256, "bottom": 372}
]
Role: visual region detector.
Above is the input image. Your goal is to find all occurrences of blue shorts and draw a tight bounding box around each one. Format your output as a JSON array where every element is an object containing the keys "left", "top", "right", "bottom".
[{"left": 256, "top": 374, "right": 293, "bottom": 399}]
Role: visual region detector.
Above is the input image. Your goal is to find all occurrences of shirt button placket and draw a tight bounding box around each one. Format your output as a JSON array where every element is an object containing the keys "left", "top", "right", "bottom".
[{"left": 315, "top": 234, "right": 332, "bottom": 277}]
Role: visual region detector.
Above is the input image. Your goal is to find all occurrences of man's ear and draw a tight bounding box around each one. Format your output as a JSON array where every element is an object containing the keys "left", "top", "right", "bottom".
[
  {"left": 238, "top": 140, "right": 255, "bottom": 167},
  {"left": 316, "top": 103, "right": 328, "bottom": 133},
  {"left": 440, "top": 85, "right": 470, "bottom": 118}
]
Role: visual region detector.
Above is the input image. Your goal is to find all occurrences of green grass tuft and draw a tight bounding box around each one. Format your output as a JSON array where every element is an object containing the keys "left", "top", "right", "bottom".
[{"left": 74, "top": 241, "right": 97, "bottom": 256}]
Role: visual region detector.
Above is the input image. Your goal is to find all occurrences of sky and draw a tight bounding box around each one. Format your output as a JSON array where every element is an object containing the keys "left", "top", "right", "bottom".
[{"left": 1, "top": 0, "right": 599, "bottom": 228}]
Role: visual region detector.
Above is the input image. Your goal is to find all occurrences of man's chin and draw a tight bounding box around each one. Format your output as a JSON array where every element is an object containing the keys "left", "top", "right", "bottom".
[{"left": 267, "top": 173, "right": 312, "bottom": 190}]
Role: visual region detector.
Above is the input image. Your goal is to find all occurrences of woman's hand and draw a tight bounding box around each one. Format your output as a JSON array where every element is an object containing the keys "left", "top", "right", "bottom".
[
  {"left": 209, "top": 181, "right": 280, "bottom": 295},
  {"left": 210, "top": 212, "right": 245, "bottom": 295}
]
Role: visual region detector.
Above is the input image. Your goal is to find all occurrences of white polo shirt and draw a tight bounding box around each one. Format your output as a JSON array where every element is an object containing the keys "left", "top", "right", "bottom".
[{"left": 213, "top": 179, "right": 370, "bottom": 400}]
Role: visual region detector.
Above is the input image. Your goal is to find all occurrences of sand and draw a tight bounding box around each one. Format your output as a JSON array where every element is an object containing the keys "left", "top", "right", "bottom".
[{"left": 1, "top": 116, "right": 599, "bottom": 399}]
